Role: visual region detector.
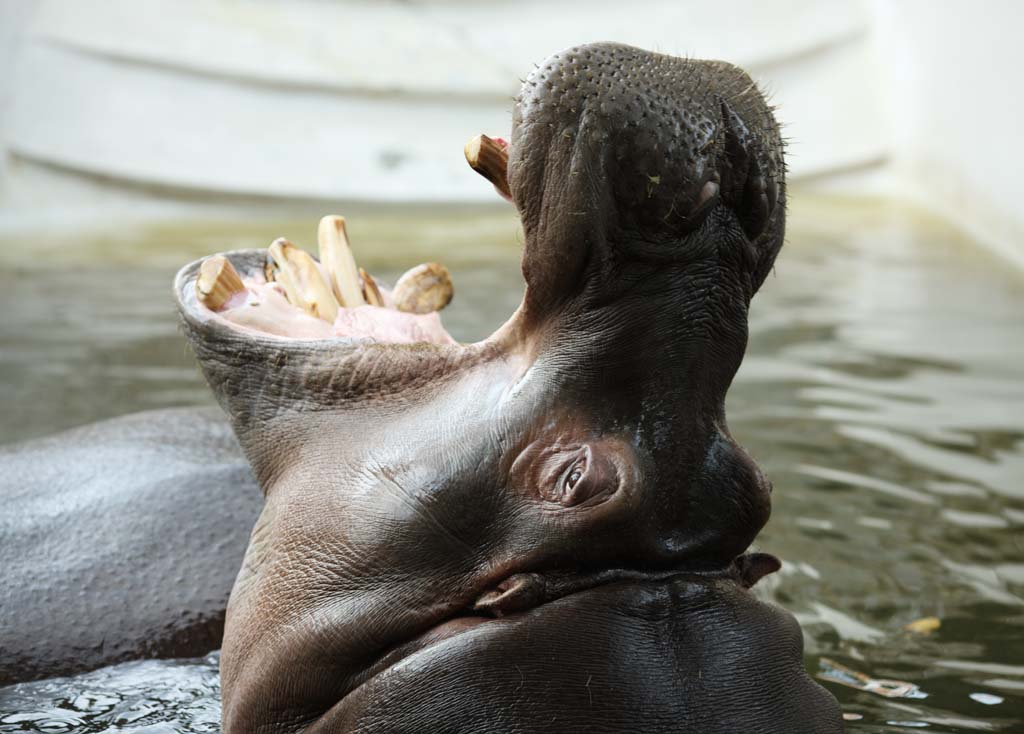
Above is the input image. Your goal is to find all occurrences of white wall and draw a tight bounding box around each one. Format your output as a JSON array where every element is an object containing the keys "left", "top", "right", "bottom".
[
  {"left": 0, "top": 0, "right": 883, "bottom": 226},
  {"left": 0, "top": 0, "right": 42, "bottom": 185},
  {"left": 865, "top": 0, "right": 1024, "bottom": 268},
  {"left": 0, "top": 0, "right": 1021, "bottom": 271}
]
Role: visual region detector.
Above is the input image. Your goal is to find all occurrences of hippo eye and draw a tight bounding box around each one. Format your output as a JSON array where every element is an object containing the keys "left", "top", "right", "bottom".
[
  {"left": 525, "top": 442, "right": 620, "bottom": 507},
  {"left": 557, "top": 459, "right": 589, "bottom": 503}
]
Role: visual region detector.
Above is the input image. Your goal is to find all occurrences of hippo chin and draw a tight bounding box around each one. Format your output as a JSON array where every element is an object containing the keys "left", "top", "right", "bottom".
[{"left": 171, "top": 42, "right": 842, "bottom": 732}]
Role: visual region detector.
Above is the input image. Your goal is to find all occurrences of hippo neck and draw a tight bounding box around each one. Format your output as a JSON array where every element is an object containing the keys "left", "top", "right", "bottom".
[
  {"left": 507, "top": 246, "right": 752, "bottom": 422},
  {"left": 491, "top": 254, "right": 769, "bottom": 569}
]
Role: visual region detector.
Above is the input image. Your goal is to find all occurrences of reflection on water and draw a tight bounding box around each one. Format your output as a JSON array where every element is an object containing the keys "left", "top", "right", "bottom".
[
  {"left": 1, "top": 194, "right": 1022, "bottom": 731},
  {"left": 0, "top": 654, "right": 221, "bottom": 733}
]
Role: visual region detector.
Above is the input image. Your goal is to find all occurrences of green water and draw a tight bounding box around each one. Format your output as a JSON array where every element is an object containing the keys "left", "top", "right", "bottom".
[
  {"left": 0, "top": 207, "right": 523, "bottom": 444},
  {"left": 1, "top": 195, "right": 1022, "bottom": 731}
]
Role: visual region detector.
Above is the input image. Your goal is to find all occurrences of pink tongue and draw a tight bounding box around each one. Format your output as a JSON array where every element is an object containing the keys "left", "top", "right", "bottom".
[
  {"left": 221, "top": 282, "right": 335, "bottom": 339},
  {"left": 491, "top": 136, "right": 512, "bottom": 202},
  {"left": 333, "top": 306, "right": 454, "bottom": 345},
  {"left": 218, "top": 278, "right": 454, "bottom": 344}
]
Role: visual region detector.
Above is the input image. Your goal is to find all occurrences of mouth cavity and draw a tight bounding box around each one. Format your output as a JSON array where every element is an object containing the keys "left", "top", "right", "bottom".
[
  {"left": 195, "top": 219, "right": 456, "bottom": 345},
  {"left": 193, "top": 134, "right": 512, "bottom": 346}
]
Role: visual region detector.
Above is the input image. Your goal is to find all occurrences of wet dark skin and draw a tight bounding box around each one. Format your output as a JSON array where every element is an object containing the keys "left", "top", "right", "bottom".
[
  {"left": 172, "top": 43, "right": 843, "bottom": 732},
  {"left": 0, "top": 408, "right": 261, "bottom": 685}
]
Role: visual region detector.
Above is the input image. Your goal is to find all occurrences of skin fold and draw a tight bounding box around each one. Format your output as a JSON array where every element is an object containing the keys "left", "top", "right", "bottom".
[{"left": 173, "top": 43, "right": 843, "bottom": 732}]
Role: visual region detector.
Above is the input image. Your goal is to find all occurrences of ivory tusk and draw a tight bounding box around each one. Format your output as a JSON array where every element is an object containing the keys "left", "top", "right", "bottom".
[
  {"left": 318, "top": 215, "right": 366, "bottom": 308},
  {"left": 392, "top": 263, "right": 454, "bottom": 314},
  {"left": 196, "top": 255, "right": 246, "bottom": 311},
  {"left": 360, "top": 267, "right": 384, "bottom": 307},
  {"left": 267, "top": 237, "right": 340, "bottom": 322},
  {"left": 464, "top": 134, "right": 511, "bottom": 200}
]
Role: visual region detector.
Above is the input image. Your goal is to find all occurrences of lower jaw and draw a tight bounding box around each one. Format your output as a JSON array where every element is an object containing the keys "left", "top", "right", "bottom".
[
  {"left": 307, "top": 571, "right": 804, "bottom": 733},
  {"left": 353, "top": 613, "right": 494, "bottom": 687}
]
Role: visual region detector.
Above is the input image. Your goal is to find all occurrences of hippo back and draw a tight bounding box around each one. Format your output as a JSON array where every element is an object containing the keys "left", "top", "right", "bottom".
[{"left": 0, "top": 407, "right": 262, "bottom": 685}]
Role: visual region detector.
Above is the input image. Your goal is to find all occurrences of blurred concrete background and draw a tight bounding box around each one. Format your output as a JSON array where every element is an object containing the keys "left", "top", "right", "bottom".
[{"left": 0, "top": 0, "right": 1020, "bottom": 267}]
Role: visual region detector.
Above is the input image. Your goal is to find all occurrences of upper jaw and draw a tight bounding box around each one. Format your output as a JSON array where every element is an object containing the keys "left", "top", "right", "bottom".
[{"left": 508, "top": 43, "right": 787, "bottom": 307}]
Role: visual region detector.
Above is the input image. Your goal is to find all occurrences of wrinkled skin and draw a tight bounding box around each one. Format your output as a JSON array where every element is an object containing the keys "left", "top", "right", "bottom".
[
  {"left": 0, "top": 408, "right": 261, "bottom": 685},
  {"left": 175, "top": 43, "right": 842, "bottom": 732}
]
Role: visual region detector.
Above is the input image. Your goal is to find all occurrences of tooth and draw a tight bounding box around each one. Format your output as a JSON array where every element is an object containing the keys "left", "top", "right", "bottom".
[
  {"left": 196, "top": 255, "right": 246, "bottom": 311},
  {"left": 359, "top": 267, "right": 384, "bottom": 307},
  {"left": 267, "top": 238, "right": 340, "bottom": 322},
  {"left": 317, "top": 215, "right": 366, "bottom": 308},
  {"left": 464, "top": 134, "right": 511, "bottom": 200},
  {"left": 391, "top": 263, "right": 454, "bottom": 314}
]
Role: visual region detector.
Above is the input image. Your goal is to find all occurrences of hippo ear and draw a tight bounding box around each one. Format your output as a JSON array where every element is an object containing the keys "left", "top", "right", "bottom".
[{"left": 733, "top": 552, "right": 782, "bottom": 589}]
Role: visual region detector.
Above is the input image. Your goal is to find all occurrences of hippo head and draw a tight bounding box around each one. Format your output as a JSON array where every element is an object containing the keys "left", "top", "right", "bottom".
[{"left": 175, "top": 43, "right": 840, "bottom": 733}]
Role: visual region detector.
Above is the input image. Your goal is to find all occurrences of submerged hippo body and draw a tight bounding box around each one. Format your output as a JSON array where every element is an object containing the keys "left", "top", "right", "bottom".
[
  {"left": 170, "top": 43, "right": 842, "bottom": 732},
  {"left": 0, "top": 408, "right": 261, "bottom": 685}
]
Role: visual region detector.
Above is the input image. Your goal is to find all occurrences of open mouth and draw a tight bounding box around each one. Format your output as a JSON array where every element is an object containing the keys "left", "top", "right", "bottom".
[
  {"left": 194, "top": 226, "right": 457, "bottom": 345},
  {"left": 191, "top": 135, "right": 511, "bottom": 346}
]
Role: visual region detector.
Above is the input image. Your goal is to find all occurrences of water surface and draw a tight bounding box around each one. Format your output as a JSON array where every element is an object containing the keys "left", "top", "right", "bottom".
[{"left": 1, "top": 194, "right": 1022, "bottom": 731}]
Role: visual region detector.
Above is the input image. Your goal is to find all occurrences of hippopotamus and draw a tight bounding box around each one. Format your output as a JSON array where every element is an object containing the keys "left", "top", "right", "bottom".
[
  {"left": 167, "top": 42, "right": 841, "bottom": 732},
  {"left": 0, "top": 408, "right": 261, "bottom": 685},
  {"left": 0, "top": 41, "right": 842, "bottom": 732}
]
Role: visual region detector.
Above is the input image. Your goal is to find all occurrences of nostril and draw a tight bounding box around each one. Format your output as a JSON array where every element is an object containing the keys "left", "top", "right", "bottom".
[
  {"left": 739, "top": 169, "right": 772, "bottom": 240},
  {"left": 765, "top": 176, "right": 778, "bottom": 214},
  {"left": 733, "top": 552, "right": 782, "bottom": 589}
]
